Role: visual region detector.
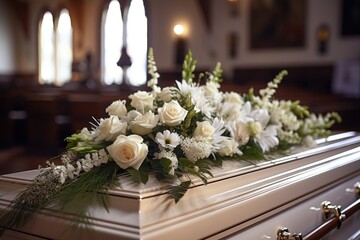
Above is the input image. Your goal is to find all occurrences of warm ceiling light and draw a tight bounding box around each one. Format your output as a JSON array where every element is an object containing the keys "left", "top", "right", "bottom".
[{"left": 173, "top": 24, "right": 185, "bottom": 36}]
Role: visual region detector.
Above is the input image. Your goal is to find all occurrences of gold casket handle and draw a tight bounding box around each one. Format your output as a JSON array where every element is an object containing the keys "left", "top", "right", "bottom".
[
  {"left": 278, "top": 182, "right": 360, "bottom": 240},
  {"left": 277, "top": 227, "right": 303, "bottom": 240},
  {"left": 321, "top": 200, "right": 346, "bottom": 228}
]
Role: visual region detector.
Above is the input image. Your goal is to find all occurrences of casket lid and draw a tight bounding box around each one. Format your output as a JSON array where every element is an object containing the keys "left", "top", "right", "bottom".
[{"left": 1, "top": 131, "right": 360, "bottom": 239}]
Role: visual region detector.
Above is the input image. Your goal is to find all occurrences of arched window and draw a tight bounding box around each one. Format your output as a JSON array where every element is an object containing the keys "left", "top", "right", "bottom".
[
  {"left": 38, "top": 9, "right": 73, "bottom": 86},
  {"left": 39, "top": 11, "right": 55, "bottom": 84},
  {"left": 102, "top": 0, "right": 123, "bottom": 85},
  {"left": 102, "top": 0, "right": 147, "bottom": 86},
  {"left": 127, "top": 0, "right": 147, "bottom": 86},
  {"left": 56, "top": 9, "right": 73, "bottom": 85}
]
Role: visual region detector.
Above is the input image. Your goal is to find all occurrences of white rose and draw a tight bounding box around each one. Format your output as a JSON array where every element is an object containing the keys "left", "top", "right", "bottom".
[
  {"left": 95, "top": 116, "right": 127, "bottom": 142},
  {"left": 158, "top": 87, "right": 173, "bottom": 102},
  {"left": 193, "top": 121, "right": 215, "bottom": 140},
  {"left": 158, "top": 100, "right": 188, "bottom": 126},
  {"left": 129, "top": 91, "right": 154, "bottom": 113},
  {"left": 235, "top": 121, "right": 250, "bottom": 145},
  {"left": 106, "top": 100, "right": 127, "bottom": 117},
  {"left": 218, "top": 138, "right": 241, "bottom": 157},
  {"left": 130, "top": 111, "right": 159, "bottom": 135},
  {"left": 107, "top": 135, "right": 148, "bottom": 170}
]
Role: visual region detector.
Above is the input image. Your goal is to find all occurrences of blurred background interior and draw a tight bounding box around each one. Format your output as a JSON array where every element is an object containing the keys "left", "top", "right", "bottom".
[{"left": 0, "top": 0, "right": 359, "bottom": 174}]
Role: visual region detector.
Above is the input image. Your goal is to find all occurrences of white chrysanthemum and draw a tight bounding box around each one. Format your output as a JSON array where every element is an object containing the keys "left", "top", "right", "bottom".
[
  {"left": 176, "top": 79, "right": 194, "bottom": 96},
  {"left": 253, "top": 125, "right": 279, "bottom": 152},
  {"left": 230, "top": 101, "right": 253, "bottom": 123},
  {"left": 191, "top": 87, "right": 215, "bottom": 118},
  {"left": 180, "top": 136, "right": 213, "bottom": 162},
  {"left": 203, "top": 81, "right": 222, "bottom": 104},
  {"left": 155, "top": 130, "right": 180, "bottom": 150},
  {"left": 217, "top": 102, "right": 241, "bottom": 121},
  {"left": 210, "top": 117, "right": 229, "bottom": 150},
  {"left": 246, "top": 107, "right": 280, "bottom": 152},
  {"left": 154, "top": 150, "right": 178, "bottom": 175},
  {"left": 250, "top": 108, "right": 270, "bottom": 128}
]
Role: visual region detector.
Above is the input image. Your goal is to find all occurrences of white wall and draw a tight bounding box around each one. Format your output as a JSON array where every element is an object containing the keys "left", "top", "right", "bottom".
[{"left": 150, "top": 0, "right": 360, "bottom": 79}]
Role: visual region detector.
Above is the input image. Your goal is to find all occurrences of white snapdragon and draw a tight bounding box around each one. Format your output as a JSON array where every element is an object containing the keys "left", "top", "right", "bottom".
[{"left": 155, "top": 130, "right": 180, "bottom": 150}]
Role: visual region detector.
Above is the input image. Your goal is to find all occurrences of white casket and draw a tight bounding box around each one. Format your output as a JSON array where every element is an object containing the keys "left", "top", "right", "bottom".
[{"left": 1, "top": 131, "right": 360, "bottom": 240}]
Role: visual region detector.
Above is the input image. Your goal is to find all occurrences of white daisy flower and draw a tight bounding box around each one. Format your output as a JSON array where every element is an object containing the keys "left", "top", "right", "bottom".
[{"left": 155, "top": 130, "right": 180, "bottom": 150}]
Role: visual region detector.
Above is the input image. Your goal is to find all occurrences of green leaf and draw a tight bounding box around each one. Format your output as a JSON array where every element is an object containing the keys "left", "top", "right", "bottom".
[
  {"left": 240, "top": 140, "right": 265, "bottom": 160},
  {"left": 127, "top": 164, "right": 150, "bottom": 184},
  {"left": 53, "top": 161, "right": 120, "bottom": 218},
  {"left": 169, "top": 181, "right": 191, "bottom": 203}
]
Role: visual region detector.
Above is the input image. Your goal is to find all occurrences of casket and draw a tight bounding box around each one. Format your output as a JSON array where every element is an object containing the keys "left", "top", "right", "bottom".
[{"left": 1, "top": 131, "right": 360, "bottom": 240}]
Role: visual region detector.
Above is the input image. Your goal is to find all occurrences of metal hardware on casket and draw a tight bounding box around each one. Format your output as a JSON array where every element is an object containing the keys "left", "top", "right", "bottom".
[
  {"left": 321, "top": 200, "right": 346, "bottom": 228},
  {"left": 277, "top": 227, "right": 303, "bottom": 240},
  {"left": 355, "top": 182, "right": 360, "bottom": 197}
]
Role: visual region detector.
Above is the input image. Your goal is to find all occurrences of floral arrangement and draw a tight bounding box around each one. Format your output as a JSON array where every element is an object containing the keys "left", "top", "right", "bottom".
[{"left": 0, "top": 49, "right": 340, "bottom": 234}]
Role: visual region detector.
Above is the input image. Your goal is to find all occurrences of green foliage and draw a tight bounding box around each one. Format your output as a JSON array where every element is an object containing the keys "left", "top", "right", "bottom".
[
  {"left": 52, "top": 161, "right": 119, "bottom": 223},
  {"left": 149, "top": 158, "right": 173, "bottom": 181},
  {"left": 0, "top": 171, "right": 61, "bottom": 235},
  {"left": 169, "top": 181, "right": 191, "bottom": 203},
  {"left": 182, "top": 51, "right": 197, "bottom": 84},
  {"left": 127, "top": 163, "right": 150, "bottom": 184},
  {"left": 239, "top": 140, "right": 265, "bottom": 161},
  {"left": 65, "top": 134, "right": 108, "bottom": 154}
]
